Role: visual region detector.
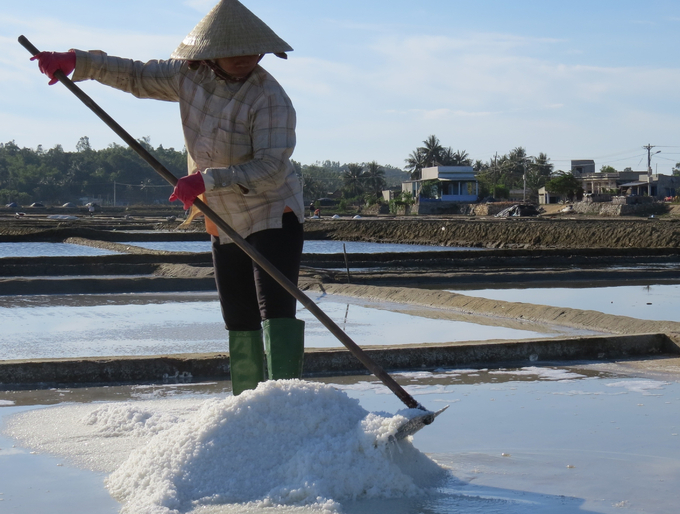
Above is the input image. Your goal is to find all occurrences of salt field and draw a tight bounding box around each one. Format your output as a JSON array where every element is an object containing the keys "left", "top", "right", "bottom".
[
  {"left": 0, "top": 240, "right": 471, "bottom": 258},
  {"left": 0, "top": 242, "right": 119, "bottom": 258},
  {"left": 0, "top": 292, "right": 591, "bottom": 360},
  {"left": 117, "top": 240, "right": 475, "bottom": 254},
  {"left": 2, "top": 366, "right": 680, "bottom": 514},
  {"left": 2, "top": 233, "right": 678, "bottom": 514},
  {"left": 447, "top": 284, "right": 680, "bottom": 322}
]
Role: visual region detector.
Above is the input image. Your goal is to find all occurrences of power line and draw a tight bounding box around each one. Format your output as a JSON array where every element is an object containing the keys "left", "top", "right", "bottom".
[{"left": 116, "top": 182, "right": 171, "bottom": 188}]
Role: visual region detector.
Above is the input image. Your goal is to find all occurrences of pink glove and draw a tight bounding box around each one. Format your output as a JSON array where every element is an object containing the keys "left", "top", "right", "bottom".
[
  {"left": 31, "top": 51, "right": 76, "bottom": 85},
  {"left": 169, "top": 173, "right": 206, "bottom": 209}
]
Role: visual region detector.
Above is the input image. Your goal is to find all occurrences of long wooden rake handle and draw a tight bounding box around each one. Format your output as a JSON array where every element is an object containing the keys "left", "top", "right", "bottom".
[{"left": 19, "top": 35, "right": 427, "bottom": 411}]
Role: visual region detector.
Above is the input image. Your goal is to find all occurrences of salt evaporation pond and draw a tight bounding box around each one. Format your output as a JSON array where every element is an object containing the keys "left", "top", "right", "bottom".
[
  {"left": 0, "top": 240, "right": 475, "bottom": 258},
  {"left": 0, "top": 242, "right": 119, "bottom": 258},
  {"left": 2, "top": 366, "right": 679, "bottom": 513},
  {"left": 119, "top": 240, "right": 475, "bottom": 254},
  {"left": 447, "top": 284, "right": 680, "bottom": 322},
  {"left": 0, "top": 292, "right": 589, "bottom": 360}
]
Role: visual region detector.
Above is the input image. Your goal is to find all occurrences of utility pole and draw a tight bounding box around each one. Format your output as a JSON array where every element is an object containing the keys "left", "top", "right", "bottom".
[{"left": 643, "top": 144, "right": 660, "bottom": 196}]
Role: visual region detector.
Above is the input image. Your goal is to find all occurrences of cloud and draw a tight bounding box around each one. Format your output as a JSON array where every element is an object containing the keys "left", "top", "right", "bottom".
[
  {"left": 4, "top": 8, "right": 679, "bottom": 171},
  {"left": 276, "top": 29, "right": 680, "bottom": 167},
  {"left": 2, "top": 14, "right": 179, "bottom": 60}
]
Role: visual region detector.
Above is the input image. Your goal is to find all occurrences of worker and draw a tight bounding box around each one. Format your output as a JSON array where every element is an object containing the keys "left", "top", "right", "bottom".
[{"left": 30, "top": 0, "right": 305, "bottom": 395}]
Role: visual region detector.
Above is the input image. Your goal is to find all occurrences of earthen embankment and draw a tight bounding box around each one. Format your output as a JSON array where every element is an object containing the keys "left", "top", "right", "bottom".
[{"left": 304, "top": 218, "right": 680, "bottom": 249}]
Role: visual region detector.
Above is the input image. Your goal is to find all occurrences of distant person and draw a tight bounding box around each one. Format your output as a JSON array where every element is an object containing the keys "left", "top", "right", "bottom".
[
  {"left": 314, "top": 208, "right": 321, "bottom": 218},
  {"left": 88, "top": 204, "right": 95, "bottom": 217},
  {"left": 309, "top": 201, "right": 315, "bottom": 217},
  {"left": 31, "top": 0, "right": 306, "bottom": 396}
]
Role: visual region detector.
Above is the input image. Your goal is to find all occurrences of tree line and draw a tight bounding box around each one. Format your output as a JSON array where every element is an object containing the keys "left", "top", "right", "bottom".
[
  {"left": 0, "top": 139, "right": 409, "bottom": 207},
  {"left": 0, "top": 137, "right": 186, "bottom": 207},
  {"left": 2, "top": 134, "right": 601, "bottom": 208},
  {"left": 295, "top": 160, "right": 407, "bottom": 206}
]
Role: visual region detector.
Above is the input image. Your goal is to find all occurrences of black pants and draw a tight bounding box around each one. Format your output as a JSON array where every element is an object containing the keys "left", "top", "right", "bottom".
[{"left": 212, "top": 212, "right": 304, "bottom": 331}]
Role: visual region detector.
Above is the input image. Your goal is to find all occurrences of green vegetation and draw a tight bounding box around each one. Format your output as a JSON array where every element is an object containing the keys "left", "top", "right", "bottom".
[
  {"left": 4, "top": 132, "right": 622, "bottom": 209},
  {"left": 0, "top": 140, "right": 408, "bottom": 207},
  {"left": 545, "top": 171, "right": 584, "bottom": 201},
  {"left": 0, "top": 138, "right": 185, "bottom": 206},
  {"left": 405, "top": 135, "right": 555, "bottom": 202},
  {"left": 404, "top": 135, "right": 471, "bottom": 179},
  {"left": 388, "top": 191, "right": 414, "bottom": 214},
  {"left": 296, "top": 159, "right": 407, "bottom": 206}
]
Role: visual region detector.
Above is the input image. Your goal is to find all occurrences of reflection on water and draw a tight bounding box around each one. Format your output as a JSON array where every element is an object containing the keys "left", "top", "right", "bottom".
[
  {"left": 0, "top": 242, "right": 119, "bottom": 258},
  {"left": 0, "top": 240, "right": 478, "bottom": 258},
  {"left": 0, "top": 293, "right": 589, "bottom": 360},
  {"left": 116, "top": 240, "right": 478, "bottom": 254},
  {"left": 303, "top": 240, "right": 480, "bottom": 254},
  {"left": 2, "top": 368, "right": 680, "bottom": 514},
  {"left": 448, "top": 284, "right": 680, "bottom": 322}
]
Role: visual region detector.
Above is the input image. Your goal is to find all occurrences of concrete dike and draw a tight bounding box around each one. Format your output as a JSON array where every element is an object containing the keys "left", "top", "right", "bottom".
[{"left": 0, "top": 332, "right": 678, "bottom": 388}]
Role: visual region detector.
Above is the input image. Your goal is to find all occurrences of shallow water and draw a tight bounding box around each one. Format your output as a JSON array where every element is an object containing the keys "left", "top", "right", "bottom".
[
  {"left": 0, "top": 240, "right": 471, "bottom": 258},
  {"left": 119, "top": 240, "right": 476, "bottom": 254},
  {"left": 2, "top": 366, "right": 679, "bottom": 514},
  {"left": 0, "top": 242, "right": 119, "bottom": 258},
  {"left": 0, "top": 292, "right": 586, "bottom": 360},
  {"left": 447, "top": 284, "right": 680, "bottom": 322}
]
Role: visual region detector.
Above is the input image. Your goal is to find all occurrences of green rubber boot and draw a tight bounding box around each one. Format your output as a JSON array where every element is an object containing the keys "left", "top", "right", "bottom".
[
  {"left": 228, "top": 330, "right": 265, "bottom": 395},
  {"left": 263, "top": 318, "right": 305, "bottom": 380}
]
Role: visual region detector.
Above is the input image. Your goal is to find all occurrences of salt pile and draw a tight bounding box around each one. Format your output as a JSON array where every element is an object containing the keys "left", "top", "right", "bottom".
[{"left": 5, "top": 380, "right": 446, "bottom": 513}]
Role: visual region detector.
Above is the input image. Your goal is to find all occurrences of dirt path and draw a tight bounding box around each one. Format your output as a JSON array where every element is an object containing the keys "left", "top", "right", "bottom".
[
  {"left": 304, "top": 217, "right": 680, "bottom": 249},
  {"left": 2, "top": 214, "right": 679, "bottom": 249}
]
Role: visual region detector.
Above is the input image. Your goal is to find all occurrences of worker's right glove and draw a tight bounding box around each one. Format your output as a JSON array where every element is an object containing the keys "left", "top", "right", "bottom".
[{"left": 31, "top": 51, "right": 76, "bottom": 85}]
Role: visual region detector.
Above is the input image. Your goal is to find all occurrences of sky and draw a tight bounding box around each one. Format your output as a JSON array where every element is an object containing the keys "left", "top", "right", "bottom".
[{"left": 2, "top": 0, "right": 680, "bottom": 173}]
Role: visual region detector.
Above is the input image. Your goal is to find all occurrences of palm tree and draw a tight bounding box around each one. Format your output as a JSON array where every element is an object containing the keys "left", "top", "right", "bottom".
[
  {"left": 440, "top": 147, "right": 456, "bottom": 166},
  {"left": 473, "top": 159, "right": 487, "bottom": 173},
  {"left": 504, "top": 147, "right": 529, "bottom": 189},
  {"left": 302, "top": 175, "right": 325, "bottom": 203},
  {"left": 452, "top": 149, "right": 472, "bottom": 166},
  {"left": 418, "top": 135, "right": 444, "bottom": 168},
  {"left": 531, "top": 152, "right": 553, "bottom": 178},
  {"left": 404, "top": 149, "right": 426, "bottom": 180},
  {"left": 342, "top": 163, "right": 365, "bottom": 198},
  {"left": 363, "top": 161, "right": 386, "bottom": 197},
  {"left": 524, "top": 152, "right": 554, "bottom": 201}
]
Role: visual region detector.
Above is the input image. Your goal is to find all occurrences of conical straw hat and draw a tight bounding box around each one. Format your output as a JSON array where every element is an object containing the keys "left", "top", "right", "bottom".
[{"left": 172, "top": 0, "right": 293, "bottom": 60}]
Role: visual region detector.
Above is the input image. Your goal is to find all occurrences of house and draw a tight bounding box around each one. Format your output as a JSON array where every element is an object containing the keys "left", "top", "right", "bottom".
[
  {"left": 619, "top": 174, "right": 680, "bottom": 198},
  {"left": 574, "top": 167, "right": 678, "bottom": 199},
  {"left": 571, "top": 160, "right": 596, "bottom": 174},
  {"left": 538, "top": 186, "right": 561, "bottom": 205},
  {"left": 403, "top": 166, "right": 479, "bottom": 202},
  {"left": 576, "top": 169, "right": 641, "bottom": 195},
  {"left": 401, "top": 166, "right": 480, "bottom": 214},
  {"left": 381, "top": 188, "right": 401, "bottom": 202}
]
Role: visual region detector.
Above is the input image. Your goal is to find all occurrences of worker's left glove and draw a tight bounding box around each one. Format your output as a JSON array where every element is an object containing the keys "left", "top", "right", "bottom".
[
  {"left": 169, "top": 172, "right": 206, "bottom": 210},
  {"left": 31, "top": 51, "right": 76, "bottom": 85}
]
